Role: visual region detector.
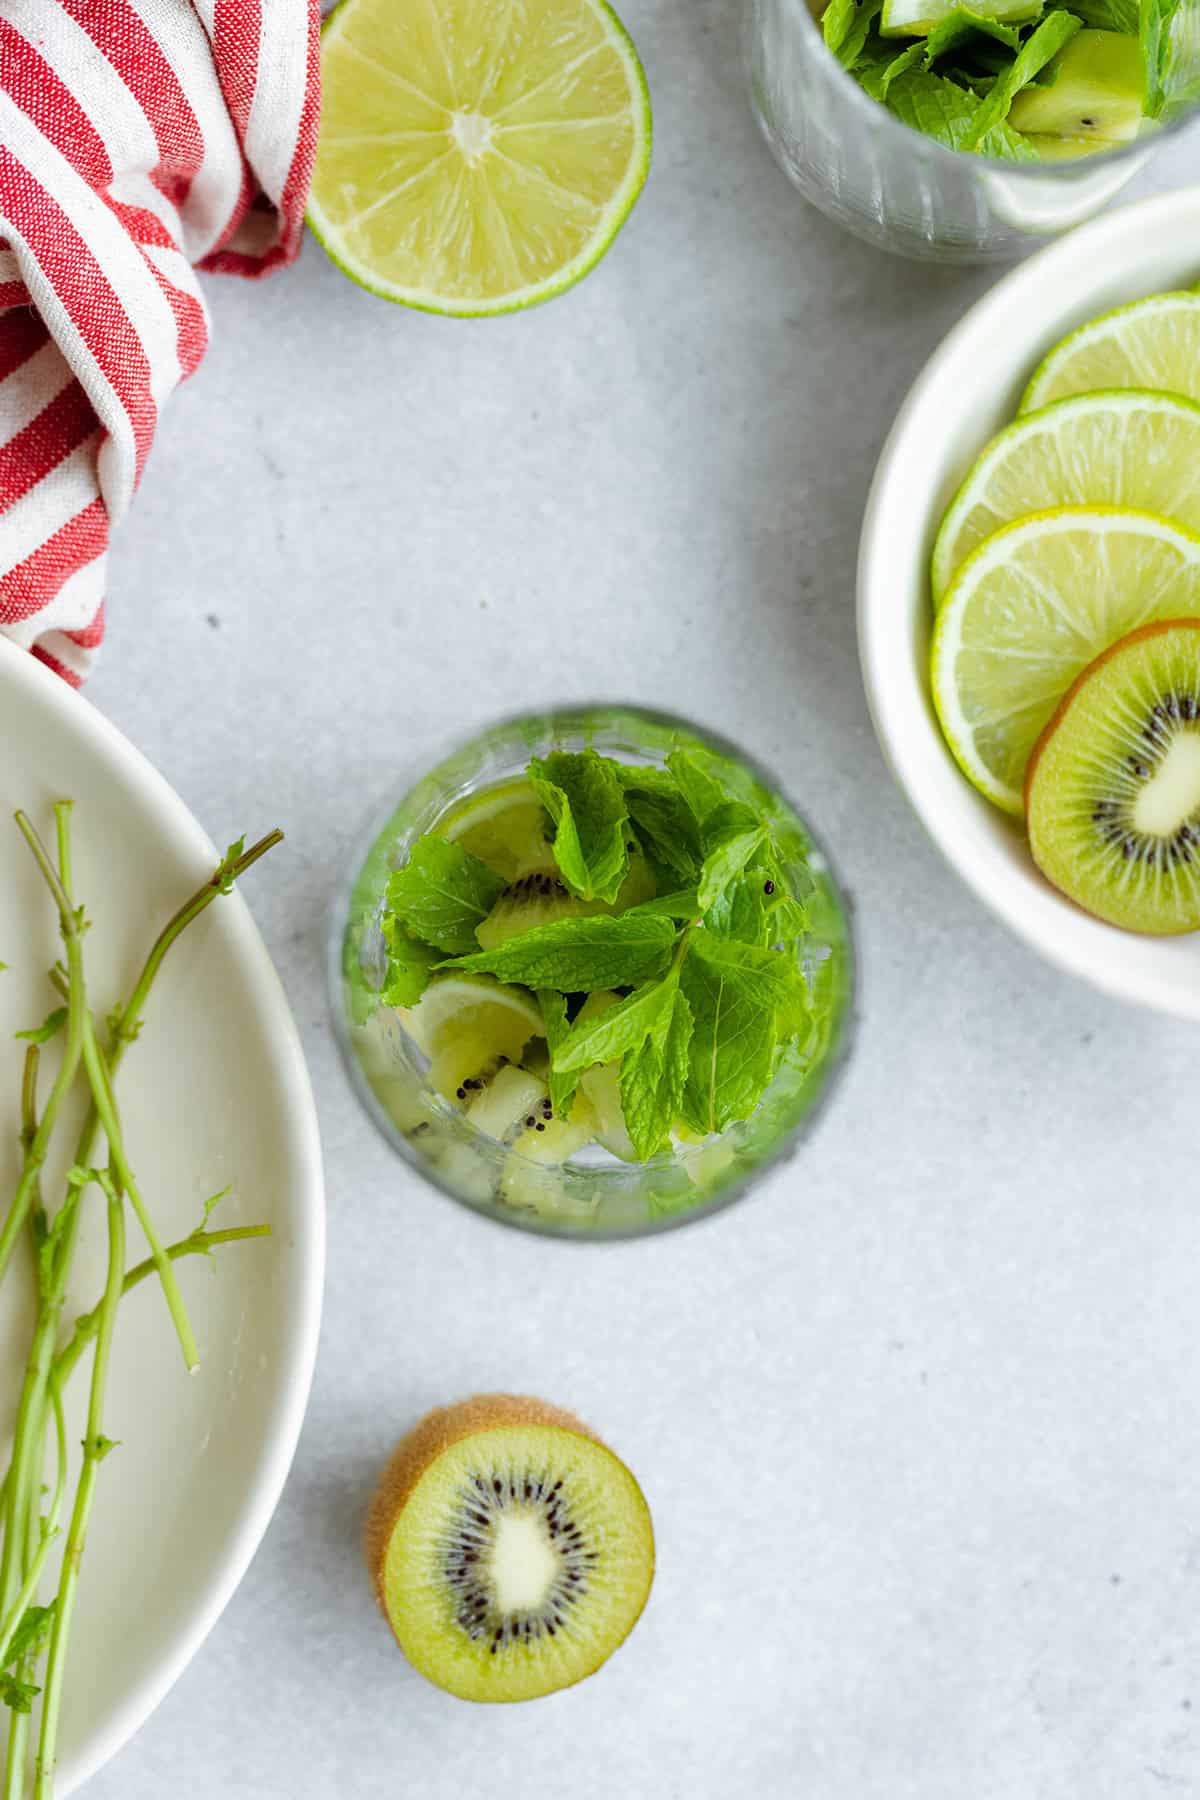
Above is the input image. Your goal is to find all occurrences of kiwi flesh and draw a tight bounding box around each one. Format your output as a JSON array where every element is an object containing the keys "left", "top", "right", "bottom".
[
  {"left": 365, "top": 1395, "right": 655, "bottom": 1702},
  {"left": 1008, "top": 31, "right": 1145, "bottom": 144},
  {"left": 1026, "top": 618, "right": 1200, "bottom": 934}
]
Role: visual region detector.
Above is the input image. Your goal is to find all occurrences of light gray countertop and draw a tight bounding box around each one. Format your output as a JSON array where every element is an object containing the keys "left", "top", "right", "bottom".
[{"left": 85, "top": 5, "right": 1199, "bottom": 1794}]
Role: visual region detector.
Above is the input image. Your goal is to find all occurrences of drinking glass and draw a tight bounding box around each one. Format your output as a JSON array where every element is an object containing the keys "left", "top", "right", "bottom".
[
  {"left": 331, "top": 704, "right": 855, "bottom": 1240},
  {"left": 745, "top": 0, "right": 1200, "bottom": 261}
]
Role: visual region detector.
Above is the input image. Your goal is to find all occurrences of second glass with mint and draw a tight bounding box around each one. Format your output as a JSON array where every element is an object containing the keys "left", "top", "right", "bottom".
[{"left": 336, "top": 706, "right": 853, "bottom": 1237}]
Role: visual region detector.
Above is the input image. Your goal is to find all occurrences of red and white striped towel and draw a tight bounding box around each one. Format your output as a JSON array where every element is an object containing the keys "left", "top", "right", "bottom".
[{"left": 0, "top": 0, "right": 320, "bottom": 684}]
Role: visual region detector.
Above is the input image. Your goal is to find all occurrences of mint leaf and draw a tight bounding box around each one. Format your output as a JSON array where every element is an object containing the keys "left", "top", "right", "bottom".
[
  {"left": 628, "top": 888, "right": 700, "bottom": 919},
  {"left": 3, "top": 1605, "right": 53, "bottom": 1672},
  {"left": 0, "top": 1674, "right": 38, "bottom": 1715},
  {"left": 445, "top": 914, "right": 676, "bottom": 991},
  {"left": 618, "top": 768, "right": 701, "bottom": 879},
  {"left": 692, "top": 933, "right": 810, "bottom": 1025},
  {"left": 1071, "top": 0, "right": 1135, "bottom": 24},
  {"left": 962, "top": 9, "right": 1082, "bottom": 143},
  {"left": 529, "top": 751, "right": 629, "bottom": 903},
  {"left": 680, "top": 956, "right": 777, "bottom": 1136},
  {"left": 15, "top": 1009, "right": 66, "bottom": 1046},
  {"left": 705, "top": 873, "right": 772, "bottom": 945},
  {"left": 386, "top": 838, "right": 507, "bottom": 955},
  {"left": 381, "top": 914, "right": 440, "bottom": 1006},
  {"left": 666, "top": 749, "right": 729, "bottom": 824},
  {"left": 537, "top": 989, "right": 578, "bottom": 1119},
  {"left": 1142, "top": 0, "right": 1189, "bottom": 114},
  {"left": 878, "top": 66, "right": 1042, "bottom": 158},
  {"left": 925, "top": 9, "right": 1026, "bottom": 54},
  {"left": 697, "top": 804, "right": 769, "bottom": 913},
  {"left": 823, "top": 0, "right": 858, "bottom": 52},
  {"left": 553, "top": 971, "right": 679, "bottom": 1072},
  {"left": 620, "top": 987, "right": 694, "bottom": 1160},
  {"left": 832, "top": 0, "right": 885, "bottom": 65}
]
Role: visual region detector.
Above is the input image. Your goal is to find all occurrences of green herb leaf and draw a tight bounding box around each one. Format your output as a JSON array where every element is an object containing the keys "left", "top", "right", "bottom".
[
  {"left": 692, "top": 933, "right": 812, "bottom": 1030},
  {"left": 529, "top": 751, "right": 630, "bottom": 903},
  {"left": 962, "top": 9, "right": 1081, "bottom": 142},
  {"left": 823, "top": 0, "right": 858, "bottom": 51},
  {"left": 705, "top": 874, "right": 772, "bottom": 944},
  {"left": 1071, "top": 0, "right": 1136, "bottom": 30},
  {"left": 0, "top": 1674, "right": 39, "bottom": 1715},
  {"left": 679, "top": 956, "right": 779, "bottom": 1136},
  {"left": 627, "top": 888, "right": 701, "bottom": 919},
  {"left": 3, "top": 1605, "right": 54, "bottom": 1671},
  {"left": 832, "top": 0, "right": 886, "bottom": 65},
  {"left": 537, "top": 989, "right": 578, "bottom": 1120},
  {"left": 445, "top": 914, "right": 677, "bottom": 991},
  {"left": 1142, "top": 0, "right": 1188, "bottom": 114},
  {"left": 381, "top": 914, "right": 440, "bottom": 1006},
  {"left": 15, "top": 1008, "right": 66, "bottom": 1046},
  {"left": 620, "top": 987, "right": 694, "bottom": 1160},
  {"left": 925, "top": 8, "right": 1025, "bottom": 54},
  {"left": 877, "top": 65, "right": 1043, "bottom": 157},
  {"left": 666, "top": 749, "right": 729, "bottom": 824},
  {"left": 385, "top": 838, "right": 507, "bottom": 955},
  {"left": 617, "top": 768, "right": 702, "bottom": 880},
  {"left": 553, "top": 971, "right": 680, "bottom": 1072},
  {"left": 697, "top": 804, "right": 770, "bottom": 913}
]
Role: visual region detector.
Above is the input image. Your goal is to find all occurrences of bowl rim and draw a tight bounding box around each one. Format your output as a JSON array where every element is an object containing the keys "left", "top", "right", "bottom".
[
  {"left": 856, "top": 187, "right": 1200, "bottom": 1018},
  {"left": 0, "top": 639, "right": 326, "bottom": 1795}
]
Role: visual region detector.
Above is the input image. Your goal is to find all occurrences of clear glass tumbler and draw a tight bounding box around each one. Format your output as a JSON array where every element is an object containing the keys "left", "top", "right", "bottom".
[
  {"left": 745, "top": 0, "right": 1200, "bottom": 261},
  {"left": 331, "top": 704, "right": 855, "bottom": 1240}
]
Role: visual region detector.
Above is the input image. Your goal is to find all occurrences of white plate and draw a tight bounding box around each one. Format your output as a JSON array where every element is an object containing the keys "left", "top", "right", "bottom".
[
  {"left": 0, "top": 639, "right": 323, "bottom": 1791},
  {"left": 858, "top": 189, "right": 1200, "bottom": 1019}
]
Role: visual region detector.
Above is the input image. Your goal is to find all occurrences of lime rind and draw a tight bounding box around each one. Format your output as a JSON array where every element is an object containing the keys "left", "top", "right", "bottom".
[
  {"left": 930, "top": 388, "right": 1200, "bottom": 605},
  {"left": 931, "top": 507, "right": 1200, "bottom": 815},
  {"left": 1019, "top": 292, "right": 1200, "bottom": 414},
  {"left": 308, "top": 0, "right": 652, "bottom": 318}
]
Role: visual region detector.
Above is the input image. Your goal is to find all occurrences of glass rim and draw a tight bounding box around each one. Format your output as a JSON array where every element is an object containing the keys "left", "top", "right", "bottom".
[
  {"left": 327, "top": 699, "right": 859, "bottom": 1244},
  {"left": 771, "top": 0, "right": 1200, "bottom": 179}
]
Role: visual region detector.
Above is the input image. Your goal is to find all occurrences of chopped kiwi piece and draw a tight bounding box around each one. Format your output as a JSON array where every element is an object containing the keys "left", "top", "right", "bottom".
[
  {"left": 1008, "top": 31, "right": 1145, "bottom": 143},
  {"left": 475, "top": 854, "right": 657, "bottom": 951},
  {"left": 400, "top": 976, "right": 543, "bottom": 1099},
  {"left": 1026, "top": 619, "right": 1200, "bottom": 934},
  {"left": 465, "top": 1065, "right": 549, "bottom": 1143},
  {"left": 365, "top": 1395, "right": 655, "bottom": 1702}
]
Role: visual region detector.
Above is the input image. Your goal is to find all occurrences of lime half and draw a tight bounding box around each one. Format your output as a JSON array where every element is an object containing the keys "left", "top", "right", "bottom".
[
  {"left": 437, "top": 780, "right": 553, "bottom": 879},
  {"left": 310, "top": 0, "right": 651, "bottom": 316},
  {"left": 1021, "top": 292, "right": 1200, "bottom": 413},
  {"left": 401, "top": 975, "right": 542, "bottom": 1095},
  {"left": 931, "top": 508, "right": 1200, "bottom": 814},
  {"left": 931, "top": 390, "right": 1200, "bottom": 604}
]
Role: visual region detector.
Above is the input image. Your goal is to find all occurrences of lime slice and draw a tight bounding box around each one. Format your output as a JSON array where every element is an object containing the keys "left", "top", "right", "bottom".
[
  {"left": 931, "top": 508, "right": 1200, "bottom": 814},
  {"left": 1021, "top": 292, "right": 1200, "bottom": 413},
  {"left": 401, "top": 976, "right": 542, "bottom": 1095},
  {"left": 437, "top": 780, "right": 553, "bottom": 880},
  {"left": 931, "top": 391, "right": 1200, "bottom": 604},
  {"left": 309, "top": 0, "right": 651, "bottom": 316}
]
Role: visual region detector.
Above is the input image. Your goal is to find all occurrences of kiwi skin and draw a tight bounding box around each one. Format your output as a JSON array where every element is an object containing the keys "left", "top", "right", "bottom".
[{"left": 365, "top": 1395, "right": 655, "bottom": 1648}]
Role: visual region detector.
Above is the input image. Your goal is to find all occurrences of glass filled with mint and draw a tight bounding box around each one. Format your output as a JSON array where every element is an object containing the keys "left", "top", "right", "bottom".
[
  {"left": 746, "top": 0, "right": 1200, "bottom": 259},
  {"left": 332, "top": 705, "right": 854, "bottom": 1239}
]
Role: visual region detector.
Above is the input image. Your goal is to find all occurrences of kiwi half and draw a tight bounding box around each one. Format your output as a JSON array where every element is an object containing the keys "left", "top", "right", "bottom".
[
  {"left": 1007, "top": 31, "right": 1145, "bottom": 144},
  {"left": 365, "top": 1396, "right": 655, "bottom": 1702},
  {"left": 1026, "top": 618, "right": 1200, "bottom": 934}
]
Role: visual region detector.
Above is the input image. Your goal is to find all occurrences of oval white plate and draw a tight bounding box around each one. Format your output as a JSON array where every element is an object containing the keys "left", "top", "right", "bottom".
[
  {"left": 858, "top": 189, "right": 1200, "bottom": 1019},
  {"left": 0, "top": 639, "right": 323, "bottom": 1791}
]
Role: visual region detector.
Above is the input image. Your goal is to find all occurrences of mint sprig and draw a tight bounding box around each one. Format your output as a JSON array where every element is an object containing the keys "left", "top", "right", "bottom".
[
  {"left": 529, "top": 750, "right": 630, "bottom": 903},
  {"left": 444, "top": 913, "right": 677, "bottom": 990}
]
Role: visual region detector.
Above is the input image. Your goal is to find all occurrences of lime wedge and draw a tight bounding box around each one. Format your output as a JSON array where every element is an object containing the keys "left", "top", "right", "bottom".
[
  {"left": 437, "top": 780, "right": 554, "bottom": 880},
  {"left": 931, "top": 390, "right": 1200, "bottom": 604},
  {"left": 931, "top": 508, "right": 1200, "bottom": 813},
  {"left": 401, "top": 975, "right": 542, "bottom": 1095},
  {"left": 1021, "top": 292, "right": 1200, "bottom": 412},
  {"left": 309, "top": 0, "right": 651, "bottom": 316}
]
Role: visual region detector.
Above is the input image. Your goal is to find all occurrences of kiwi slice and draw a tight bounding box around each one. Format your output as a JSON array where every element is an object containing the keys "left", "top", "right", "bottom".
[
  {"left": 465, "top": 1064, "right": 548, "bottom": 1142},
  {"left": 1008, "top": 31, "right": 1145, "bottom": 144},
  {"left": 365, "top": 1396, "right": 655, "bottom": 1702},
  {"left": 1026, "top": 618, "right": 1200, "bottom": 934}
]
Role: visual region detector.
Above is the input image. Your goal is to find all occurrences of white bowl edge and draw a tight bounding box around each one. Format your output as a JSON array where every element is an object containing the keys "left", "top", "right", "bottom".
[{"left": 857, "top": 188, "right": 1200, "bottom": 1022}]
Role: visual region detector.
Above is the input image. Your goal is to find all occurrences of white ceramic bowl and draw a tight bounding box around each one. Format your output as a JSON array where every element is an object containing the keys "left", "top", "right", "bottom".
[
  {"left": 0, "top": 639, "right": 324, "bottom": 1790},
  {"left": 858, "top": 188, "right": 1200, "bottom": 1020}
]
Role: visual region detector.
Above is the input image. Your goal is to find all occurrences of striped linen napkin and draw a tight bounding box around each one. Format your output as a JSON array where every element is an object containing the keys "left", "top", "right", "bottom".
[{"left": 0, "top": 1, "right": 321, "bottom": 684}]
